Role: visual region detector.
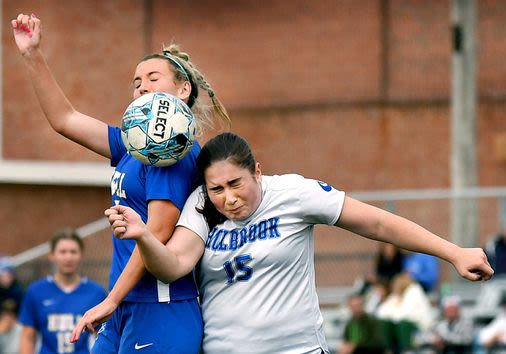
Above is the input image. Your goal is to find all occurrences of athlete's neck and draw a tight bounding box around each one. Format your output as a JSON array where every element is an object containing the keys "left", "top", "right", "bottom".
[{"left": 53, "top": 273, "right": 81, "bottom": 292}]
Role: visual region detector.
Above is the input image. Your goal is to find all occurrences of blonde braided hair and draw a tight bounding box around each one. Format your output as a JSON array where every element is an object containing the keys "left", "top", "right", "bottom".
[{"left": 142, "top": 44, "right": 230, "bottom": 136}]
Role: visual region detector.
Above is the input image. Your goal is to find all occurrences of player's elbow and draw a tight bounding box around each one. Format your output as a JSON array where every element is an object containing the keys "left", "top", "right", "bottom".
[
  {"left": 145, "top": 267, "right": 176, "bottom": 284},
  {"left": 152, "top": 270, "right": 186, "bottom": 284},
  {"left": 146, "top": 260, "right": 191, "bottom": 284},
  {"left": 48, "top": 109, "right": 78, "bottom": 136}
]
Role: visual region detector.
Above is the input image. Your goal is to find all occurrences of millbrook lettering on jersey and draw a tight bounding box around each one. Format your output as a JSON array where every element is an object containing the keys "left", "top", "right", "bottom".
[{"left": 205, "top": 217, "right": 281, "bottom": 251}]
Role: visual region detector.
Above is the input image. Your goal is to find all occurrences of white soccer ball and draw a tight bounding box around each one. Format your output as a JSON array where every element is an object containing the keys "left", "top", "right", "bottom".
[{"left": 121, "top": 92, "right": 196, "bottom": 167}]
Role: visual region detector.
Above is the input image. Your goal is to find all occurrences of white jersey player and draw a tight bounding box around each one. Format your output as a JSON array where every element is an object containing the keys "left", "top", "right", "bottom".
[
  {"left": 102, "top": 132, "right": 493, "bottom": 354},
  {"left": 179, "top": 174, "right": 342, "bottom": 353}
]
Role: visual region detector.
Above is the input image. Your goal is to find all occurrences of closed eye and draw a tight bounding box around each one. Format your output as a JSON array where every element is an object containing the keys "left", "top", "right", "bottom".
[
  {"left": 148, "top": 72, "right": 162, "bottom": 81},
  {"left": 208, "top": 186, "right": 223, "bottom": 193},
  {"left": 229, "top": 178, "right": 242, "bottom": 188}
]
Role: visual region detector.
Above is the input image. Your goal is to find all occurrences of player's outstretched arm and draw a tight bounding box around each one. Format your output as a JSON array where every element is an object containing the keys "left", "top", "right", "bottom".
[
  {"left": 12, "top": 13, "right": 110, "bottom": 158},
  {"left": 336, "top": 196, "right": 494, "bottom": 281},
  {"left": 106, "top": 205, "right": 205, "bottom": 283}
]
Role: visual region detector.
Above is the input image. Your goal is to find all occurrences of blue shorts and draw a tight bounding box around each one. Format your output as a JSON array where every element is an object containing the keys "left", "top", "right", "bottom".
[{"left": 91, "top": 299, "right": 202, "bottom": 354}]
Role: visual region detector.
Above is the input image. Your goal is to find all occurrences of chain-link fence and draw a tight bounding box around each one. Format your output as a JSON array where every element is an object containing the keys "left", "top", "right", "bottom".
[{"left": 9, "top": 189, "right": 506, "bottom": 354}]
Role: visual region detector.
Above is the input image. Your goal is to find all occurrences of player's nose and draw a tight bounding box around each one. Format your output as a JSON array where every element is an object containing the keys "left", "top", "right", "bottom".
[
  {"left": 224, "top": 189, "right": 237, "bottom": 206},
  {"left": 138, "top": 82, "right": 152, "bottom": 96}
]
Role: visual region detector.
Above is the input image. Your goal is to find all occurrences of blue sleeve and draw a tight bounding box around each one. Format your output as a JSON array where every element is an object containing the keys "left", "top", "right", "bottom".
[
  {"left": 18, "top": 286, "right": 38, "bottom": 329},
  {"left": 108, "top": 125, "right": 127, "bottom": 167}
]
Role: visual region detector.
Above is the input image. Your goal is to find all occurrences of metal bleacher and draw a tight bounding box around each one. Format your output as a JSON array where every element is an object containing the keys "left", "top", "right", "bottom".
[
  {"left": 465, "top": 276, "right": 506, "bottom": 326},
  {"left": 318, "top": 277, "right": 506, "bottom": 354},
  {"left": 318, "top": 286, "right": 355, "bottom": 353}
]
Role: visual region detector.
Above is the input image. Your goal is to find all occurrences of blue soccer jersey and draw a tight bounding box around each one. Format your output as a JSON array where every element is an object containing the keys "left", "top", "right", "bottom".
[
  {"left": 107, "top": 126, "right": 200, "bottom": 302},
  {"left": 19, "top": 276, "right": 106, "bottom": 354}
]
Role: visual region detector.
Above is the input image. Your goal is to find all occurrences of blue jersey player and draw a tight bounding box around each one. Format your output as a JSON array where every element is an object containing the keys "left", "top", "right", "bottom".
[
  {"left": 13, "top": 13, "right": 230, "bottom": 354},
  {"left": 19, "top": 229, "right": 106, "bottom": 354},
  {"left": 104, "top": 132, "right": 493, "bottom": 354}
]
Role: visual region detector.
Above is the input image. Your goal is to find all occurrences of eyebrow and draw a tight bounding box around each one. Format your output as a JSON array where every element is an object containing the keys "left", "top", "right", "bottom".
[
  {"left": 208, "top": 177, "right": 242, "bottom": 190},
  {"left": 228, "top": 178, "right": 241, "bottom": 184},
  {"left": 208, "top": 185, "right": 223, "bottom": 191},
  {"left": 132, "top": 71, "right": 163, "bottom": 84}
]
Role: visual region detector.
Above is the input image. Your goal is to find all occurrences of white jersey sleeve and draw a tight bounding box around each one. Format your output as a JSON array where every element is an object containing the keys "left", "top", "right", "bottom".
[
  {"left": 176, "top": 186, "right": 210, "bottom": 242},
  {"left": 294, "top": 176, "right": 345, "bottom": 225}
]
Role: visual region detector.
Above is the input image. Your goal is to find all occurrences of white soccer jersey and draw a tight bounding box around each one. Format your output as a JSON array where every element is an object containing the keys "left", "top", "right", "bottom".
[{"left": 177, "top": 174, "right": 345, "bottom": 354}]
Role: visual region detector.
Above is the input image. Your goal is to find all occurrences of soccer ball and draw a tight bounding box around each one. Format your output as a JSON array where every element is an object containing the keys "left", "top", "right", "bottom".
[{"left": 121, "top": 92, "right": 196, "bottom": 167}]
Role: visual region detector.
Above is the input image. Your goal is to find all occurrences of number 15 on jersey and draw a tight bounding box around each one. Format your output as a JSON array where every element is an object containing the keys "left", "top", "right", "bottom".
[{"left": 223, "top": 254, "right": 253, "bottom": 284}]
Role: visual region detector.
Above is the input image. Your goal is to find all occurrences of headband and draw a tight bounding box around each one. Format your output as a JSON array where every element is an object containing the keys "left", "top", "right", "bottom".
[{"left": 163, "top": 52, "right": 190, "bottom": 82}]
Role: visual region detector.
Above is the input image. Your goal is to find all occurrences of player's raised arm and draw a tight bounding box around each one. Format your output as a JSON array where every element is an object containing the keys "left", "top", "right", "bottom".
[
  {"left": 336, "top": 196, "right": 494, "bottom": 281},
  {"left": 12, "top": 13, "right": 110, "bottom": 158}
]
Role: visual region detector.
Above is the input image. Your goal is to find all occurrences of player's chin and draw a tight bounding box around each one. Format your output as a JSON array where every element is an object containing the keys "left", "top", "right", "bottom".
[
  {"left": 60, "top": 268, "right": 79, "bottom": 276},
  {"left": 226, "top": 211, "right": 249, "bottom": 221}
]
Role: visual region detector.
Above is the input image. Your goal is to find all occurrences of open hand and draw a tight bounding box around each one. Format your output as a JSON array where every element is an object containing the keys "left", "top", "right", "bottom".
[{"left": 70, "top": 298, "right": 117, "bottom": 343}]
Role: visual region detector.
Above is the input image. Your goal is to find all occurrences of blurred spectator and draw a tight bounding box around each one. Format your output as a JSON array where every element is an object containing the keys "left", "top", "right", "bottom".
[
  {"left": 339, "top": 294, "right": 385, "bottom": 354},
  {"left": 0, "top": 257, "right": 24, "bottom": 311},
  {"left": 0, "top": 257, "right": 24, "bottom": 353},
  {"left": 19, "top": 228, "right": 106, "bottom": 354},
  {"left": 416, "top": 295, "right": 474, "bottom": 353},
  {"left": 352, "top": 243, "right": 400, "bottom": 311},
  {"left": 484, "top": 227, "right": 506, "bottom": 276},
  {"left": 376, "top": 273, "right": 435, "bottom": 352},
  {"left": 374, "top": 242, "right": 404, "bottom": 284},
  {"left": 364, "top": 279, "right": 390, "bottom": 315},
  {"left": 477, "top": 293, "right": 506, "bottom": 351},
  {"left": 403, "top": 252, "right": 439, "bottom": 293},
  {"left": 0, "top": 298, "right": 22, "bottom": 354}
]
